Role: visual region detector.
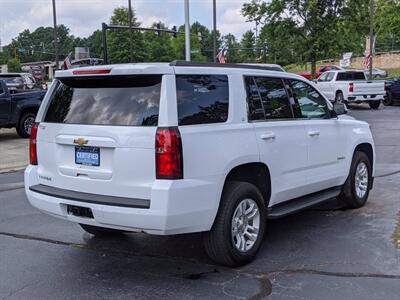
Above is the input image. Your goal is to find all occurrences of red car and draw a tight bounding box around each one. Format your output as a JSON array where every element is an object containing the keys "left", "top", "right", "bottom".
[{"left": 298, "top": 65, "right": 344, "bottom": 80}]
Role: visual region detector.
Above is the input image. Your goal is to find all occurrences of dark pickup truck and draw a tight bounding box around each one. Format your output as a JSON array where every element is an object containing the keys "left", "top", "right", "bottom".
[{"left": 0, "top": 80, "right": 46, "bottom": 138}]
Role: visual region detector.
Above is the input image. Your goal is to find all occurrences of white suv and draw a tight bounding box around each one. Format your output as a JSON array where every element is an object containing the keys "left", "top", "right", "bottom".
[{"left": 25, "top": 61, "right": 375, "bottom": 266}]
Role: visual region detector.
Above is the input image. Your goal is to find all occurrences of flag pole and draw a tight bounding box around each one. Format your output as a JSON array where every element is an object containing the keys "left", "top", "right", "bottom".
[{"left": 213, "top": 0, "right": 217, "bottom": 63}]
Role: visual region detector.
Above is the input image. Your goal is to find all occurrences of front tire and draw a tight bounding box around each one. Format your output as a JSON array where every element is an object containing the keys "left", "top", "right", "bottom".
[
  {"left": 203, "top": 181, "right": 267, "bottom": 267},
  {"left": 80, "top": 224, "right": 125, "bottom": 237},
  {"left": 338, "top": 151, "right": 372, "bottom": 209},
  {"left": 17, "top": 112, "right": 36, "bottom": 138},
  {"left": 368, "top": 101, "right": 381, "bottom": 109}
]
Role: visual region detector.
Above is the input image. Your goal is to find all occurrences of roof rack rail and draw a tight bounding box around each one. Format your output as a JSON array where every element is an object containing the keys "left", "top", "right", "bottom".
[{"left": 169, "top": 60, "right": 284, "bottom": 72}]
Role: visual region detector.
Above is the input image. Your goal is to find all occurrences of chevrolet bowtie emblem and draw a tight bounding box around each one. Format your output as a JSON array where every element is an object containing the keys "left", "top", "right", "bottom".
[{"left": 73, "top": 138, "right": 88, "bottom": 146}]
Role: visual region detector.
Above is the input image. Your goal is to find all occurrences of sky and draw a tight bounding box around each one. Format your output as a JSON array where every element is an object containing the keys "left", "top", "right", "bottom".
[{"left": 0, "top": 0, "right": 254, "bottom": 46}]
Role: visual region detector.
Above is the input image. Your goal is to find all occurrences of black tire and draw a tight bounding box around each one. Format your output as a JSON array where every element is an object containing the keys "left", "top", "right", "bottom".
[
  {"left": 338, "top": 151, "right": 372, "bottom": 209},
  {"left": 79, "top": 224, "right": 125, "bottom": 237},
  {"left": 17, "top": 112, "right": 36, "bottom": 138},
  {"left": 383, "top": 91, "right": 393, "bottom": 106},
  {"left": 203, "top": 181, "right": 267, "bottom": 267},
  {"left": 368, "top": 101, "right": 381, "bottom": 109},
  {"left": 335, "top": 91, "right": 344, "bottom": 104}
]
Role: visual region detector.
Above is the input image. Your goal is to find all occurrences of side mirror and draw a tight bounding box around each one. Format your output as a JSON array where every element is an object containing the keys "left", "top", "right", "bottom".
[
  {"left": 332, "top": 103, "right": 347, "bottom": 116},
  {"left": 312, "top": 79, "right": 318, "bottom": 84}
]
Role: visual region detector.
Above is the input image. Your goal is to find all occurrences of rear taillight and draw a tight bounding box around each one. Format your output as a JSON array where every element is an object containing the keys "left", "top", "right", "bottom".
[
  {"left": 349, "top": 82, "right": 354, "bottom": 93},
  {"left": 155, "top": 127, "right": 183, "bottom": 180},
  {"left": 29, "top": 123, "right": 39, "bottom": 165}
]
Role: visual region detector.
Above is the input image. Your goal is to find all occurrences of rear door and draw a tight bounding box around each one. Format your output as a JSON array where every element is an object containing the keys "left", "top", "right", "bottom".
[
  {"left": 245, "top": 76, "right": 308, "bottom": 205},
  {"left": 36, "top": 74, "right": 164, "bottom": 200}
]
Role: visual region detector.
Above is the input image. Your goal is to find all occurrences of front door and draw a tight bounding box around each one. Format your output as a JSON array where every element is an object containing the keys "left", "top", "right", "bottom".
[
  {"left": 244, "top": 76, "right": 308, "bottom": 206},
  {"left": 288, "top": 79, "right": 346, "bottom": 194},
  {"left": 0, "top": 85, "right": 11, "bottom": 125}
]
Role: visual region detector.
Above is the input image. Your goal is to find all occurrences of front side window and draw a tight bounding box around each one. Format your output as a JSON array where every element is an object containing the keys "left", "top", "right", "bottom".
[
  {"left": 176, "top": 75, "right": 229, "bottom": 125},
  {"left": 44, "top": 75, "right": 162, "bottom": 126},
  {"left": 318, "top": 72, "right": 328, "bottom": 82},
  {"left": 326, "top": 72, "right": 335, "bottom": 81},
  {"left": 289, "top": 79, "right": 329, "bottom": 119}
]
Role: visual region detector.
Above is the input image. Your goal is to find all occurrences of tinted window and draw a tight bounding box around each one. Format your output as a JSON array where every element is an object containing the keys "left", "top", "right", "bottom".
[
  {"left": 337, "top": 72, "right": 365, "bottom": 81},
  {"left": 245, "top": 77, "right": 265, "bottom": 121},
  {"left": 289, "top": 79, "right": 329, "bottom": 119},
  {"left": 44, "top": 75, "right": 162, "bottom": 126},
  {"left": 245, "top": 76, "right": 293, "bottom": 120},
  {"left": 176, "top": 75, "right": 229, "bottom": 125}
]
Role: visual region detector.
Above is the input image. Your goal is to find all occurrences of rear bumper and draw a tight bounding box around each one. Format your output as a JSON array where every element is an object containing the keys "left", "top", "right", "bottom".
[
  {"left": 25, "top": 165, "right": 221, "bottom": 235},
  {"left": 347, "top": 94, "right": 385, "bottom": 102}
]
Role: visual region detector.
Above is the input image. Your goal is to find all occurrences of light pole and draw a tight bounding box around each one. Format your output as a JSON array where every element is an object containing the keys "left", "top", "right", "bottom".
[
  {"left": 184, "top": 0, "right": 190, "bottom": 61},
  {"left": 213, "top": 0, "right": 217, "bottom": 62},
  {"left": 52, "top": 0, "right": 59, "bottom": 69},
  {"left": 128, "top": 0, "right": 133, "bottom": 63}
]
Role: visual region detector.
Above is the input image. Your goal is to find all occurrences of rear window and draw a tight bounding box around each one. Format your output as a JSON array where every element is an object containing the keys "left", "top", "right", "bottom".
[
  {"left": 176, "top": 75, "right": 229, "bottom": 125},
  {"left": 336, "top": 72, "right": 365, "bottom": 81},
  {"left": 44, "top": 75, "right": 162, "bottom": 126}
]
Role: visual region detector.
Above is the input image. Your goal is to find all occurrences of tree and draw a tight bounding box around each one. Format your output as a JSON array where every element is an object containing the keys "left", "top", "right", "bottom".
[
  {"left": 375, "top": 0, "right": 400, "bottom": 51},
  {"left": 223, "top": 34, "right": 241, "bottom": 63},
  {"left": 7, "top": 58, "right": 21, "bottom": 72},
  {"left": 143, "top": 22, "right": 175, "bottom": 62},
  {"left": 240, "top": 30, "right": 256, "bottom": 62},
  {"left": 107, "top": 7, "right": 147, "bottom": 63},
  {"left": 242, "top": 0, "right": 351, "bottom": 76}
]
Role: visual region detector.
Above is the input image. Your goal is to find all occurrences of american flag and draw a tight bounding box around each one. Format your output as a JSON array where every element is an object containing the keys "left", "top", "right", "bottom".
[
  {"left": 363, "top": 52, "right": 372, "bottom": 68},
  {"left": 63, "top": 52, "right": 73, "bottom": 69},
  {"left": 216, "top": 47, "right": 227, "bottom": 64}
]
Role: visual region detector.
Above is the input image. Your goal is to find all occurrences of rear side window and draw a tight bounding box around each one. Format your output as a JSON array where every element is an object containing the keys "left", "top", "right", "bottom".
[
  {"left": 337, "top": 72, "right": 365, "bottom": 81},
  {"left": 245, "top": 76, "right": 293, "bottom": 121},
  {"left": 176, "top": 75, "right": 229, "bottom": 125},
  {"left": 44, "top": 75, "right": 162, "bottom": 126}
]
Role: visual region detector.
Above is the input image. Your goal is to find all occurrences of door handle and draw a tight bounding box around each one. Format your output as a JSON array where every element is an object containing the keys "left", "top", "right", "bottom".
[
  {"left": 308, "top": 130, "right": 320, "bottom": 137},
  {"left": 260, "top": 132, "right": 276, "bottom": 140}
]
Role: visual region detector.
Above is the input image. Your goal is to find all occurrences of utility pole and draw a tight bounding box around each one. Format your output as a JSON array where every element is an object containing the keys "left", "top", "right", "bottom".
[
  {"left": 369, "top": 0, "right": 374, "bottom": 80},
  {"left": 184, "top": 0, "right": 190, "bottom": 61},
  {"left": 212, "top": 0, "right": 217, "bottom": 62},
  {"left": 128, "top": 0, "right": 133, "bottom": 63},
  {"left": 52, "top": 0, "right": 59, "bottom": 70}
]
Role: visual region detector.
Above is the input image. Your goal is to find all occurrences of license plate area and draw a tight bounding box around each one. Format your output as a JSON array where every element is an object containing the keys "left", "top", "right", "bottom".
[{"left": 75, "top": 146, "right": 100, "bottom": 166}]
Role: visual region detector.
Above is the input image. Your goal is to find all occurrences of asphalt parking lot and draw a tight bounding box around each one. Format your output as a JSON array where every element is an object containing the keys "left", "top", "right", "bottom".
[{"left": 1, "top": 104, "right": 400, "bottom": 299}]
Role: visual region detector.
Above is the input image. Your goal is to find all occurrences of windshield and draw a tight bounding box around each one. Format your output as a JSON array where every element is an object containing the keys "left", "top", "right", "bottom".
[
  {"left": 0, "top": 75, "right": 23, "bottom": 85},
  {"left": 44, "top": 75, "right": 162, "bottom": 126}
]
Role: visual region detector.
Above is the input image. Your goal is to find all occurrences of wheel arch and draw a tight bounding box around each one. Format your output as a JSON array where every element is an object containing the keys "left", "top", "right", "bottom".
[
  {"left": 354, "top": 143, "right": 374, "bottom": 174},
  {"left": 18, "top": 106, "right": 39, "bottom": 123},
  {"left": 222, "top": 162, "right": 271, "bottom": 207}
]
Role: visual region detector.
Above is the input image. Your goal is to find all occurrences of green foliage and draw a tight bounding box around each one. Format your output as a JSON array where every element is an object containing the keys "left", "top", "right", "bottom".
[
  {"left": 107, "top": 7, "right": 147, "bottom": 63},
  {"left": 7, "top": 58, "right": 21, "bottom": 72}
]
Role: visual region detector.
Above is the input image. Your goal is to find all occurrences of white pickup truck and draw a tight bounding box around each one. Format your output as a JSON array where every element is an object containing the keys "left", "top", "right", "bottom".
[{"left": 314, "top": 70, "right": 385, "bottom": 109}]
